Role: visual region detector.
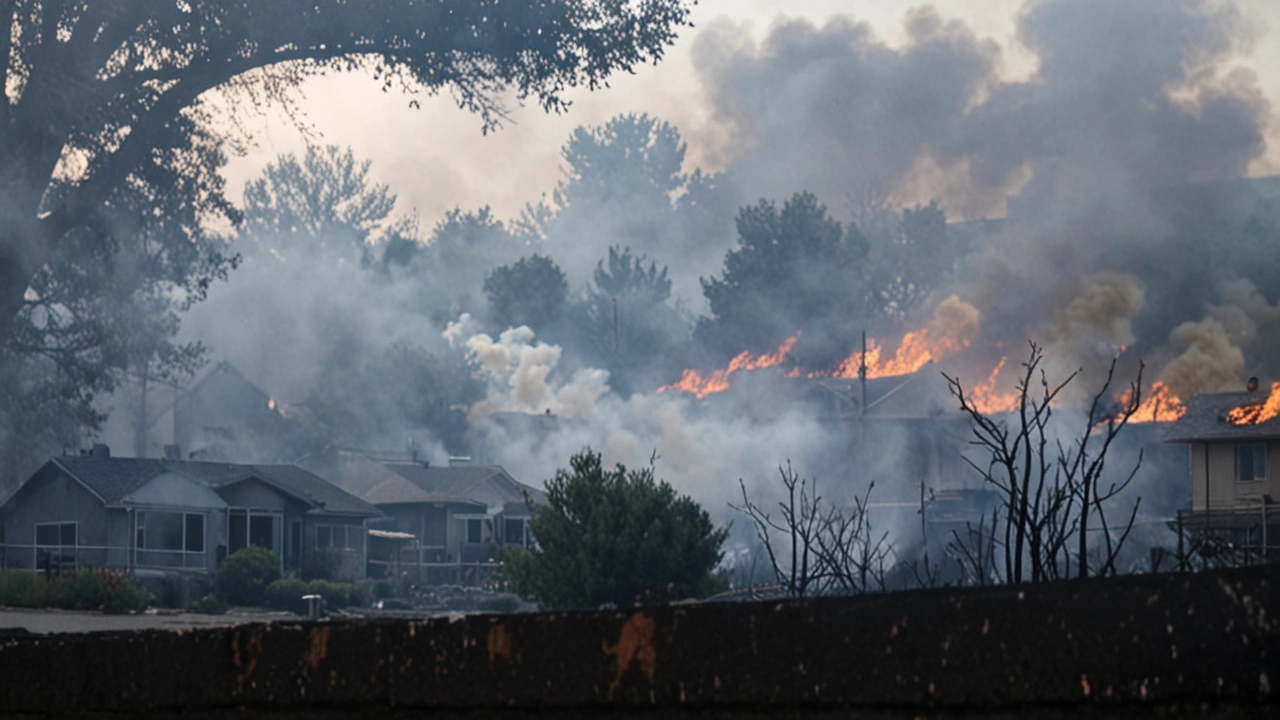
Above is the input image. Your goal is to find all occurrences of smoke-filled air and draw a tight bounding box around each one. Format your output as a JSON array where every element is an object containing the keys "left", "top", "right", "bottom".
[{"left": 3, "top": 0, "right": 1278, "bottom": 587}]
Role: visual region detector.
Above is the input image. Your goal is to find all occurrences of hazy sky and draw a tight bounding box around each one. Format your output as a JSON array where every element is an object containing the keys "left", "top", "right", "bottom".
[{"left": 220, "top": 0, "right": 1280, "bottom": 230}]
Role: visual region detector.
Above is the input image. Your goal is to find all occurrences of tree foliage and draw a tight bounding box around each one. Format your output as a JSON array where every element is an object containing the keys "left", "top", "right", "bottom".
[
  {"left": 696, "top": 192, "right": 870, "bottom": 365},
  {"left": 520, "top": 113, "right": 739, "bottom": 301},
  {"left": 506, "top": 449, "right": 728, "bottom": 609},
  {"left": 0, "top": 0, "right": 693, "bottom": 480},
  {"left": 241, "top": 144, "right": 407, "bottom": 263},
  {"left": 578, "top": 245, "right": 688, "bottom": 394},
  {"left": 484, "top": 254, "right": 569, "bottom": 333},
  {"left": 381, "top": 206, "right": 530, "bottom": 325},
  {"left": 304, "top": 341, "right": 481, "bottom": 455}
]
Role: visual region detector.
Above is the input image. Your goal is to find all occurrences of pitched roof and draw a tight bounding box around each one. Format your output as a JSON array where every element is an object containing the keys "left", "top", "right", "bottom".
[
  {"left": 43, "top": 456, "right": 380, "bottom": 517},
  {"left": 369, "top": 463, "right": 546, "bottom": 514},
  {"left": 1163, "top": 392, "right": 1280, "bottom": 442}
]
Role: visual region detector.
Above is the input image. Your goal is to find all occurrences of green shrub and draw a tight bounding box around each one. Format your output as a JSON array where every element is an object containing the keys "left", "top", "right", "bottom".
[
  {"left": 190, "top": 594, "right": 227, "bottom": 615},
  {"left": 0, "top": 570, "right": 49, "bottom": 607},
  {"left": 263, "top": 578, "right": 362, "bottom": 615},
  {"left": 215, "top": 546, "right": 281, "bottom": 606},
  {"left": 0, "top": 569, "right": 148, "bottom": 612},
  {"left": 152, "top": 573, "right": 212, "bottom": 609},
  {"left": 480, "top": 595, "right": 521, "bottom": 613},
  {"left": 57, "top": 569, "right": 105, "bottom": 610},
  {"left": 263, "top": 578, "right": 311, "bottom": 614},
  {"left": 301, "top": 547, "right": 341, "bottom": 581},
  {"left": 98, "top": 571, "right": 151, "bottom": 614},
  {"left": 305, "top": 580, "right": 350, "bottom": 609},
  {"left": 372, "top": 579, "right": 394, "bottom": 600}
]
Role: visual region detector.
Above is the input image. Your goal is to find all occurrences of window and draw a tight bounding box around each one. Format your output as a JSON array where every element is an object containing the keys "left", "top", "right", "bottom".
[
  {"left": 1236, "top": 443, "right": 1268, "bottom": 483},
  {"left": 503, "top": 518, "right": 526, "bottom": 547},
  {"left": 314, "top": 525, "right": 362, "bottom": 551},
  {"left": 34, "top": 521, "right": 76, "bottom": 572},
  {"left": 35, "top": 522, "right": 76, "bottom": 547},
  {"left": 466, "top": 518, "right": 483, "bottom": 544},
  {"left": 133, "top": 512, "right": 205, "bottom": 569},
  {"left": 227, "top": 509, "right": 280, "bottom": 555}
]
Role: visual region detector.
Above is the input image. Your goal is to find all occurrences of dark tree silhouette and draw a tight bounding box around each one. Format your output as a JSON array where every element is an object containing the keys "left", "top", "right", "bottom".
[
  {"left": 484, "top": 255, "right": 569, "bottom": 333},
  {"left": 697, "top": 192, "right": 871, "bottom": 366},
  {"left": 944, "top": 343, "right": 1144, "bottom": 583},
  {"left": 1, "top": 1, "right": 694, "bottom": 345},
  {"left": 505, "top": 449, "right": 728, "bottom": 609}
]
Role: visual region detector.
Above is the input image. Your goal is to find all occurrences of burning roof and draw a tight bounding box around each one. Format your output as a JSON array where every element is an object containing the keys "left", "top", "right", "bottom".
[{"left": 1163, "top": 384, "right": 1280, "bottom": 443}]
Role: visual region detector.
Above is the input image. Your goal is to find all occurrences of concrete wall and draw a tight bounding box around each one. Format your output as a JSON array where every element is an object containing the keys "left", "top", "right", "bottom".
[{"left": 0, "top": 567, "right": 1272, "bottom": 717}]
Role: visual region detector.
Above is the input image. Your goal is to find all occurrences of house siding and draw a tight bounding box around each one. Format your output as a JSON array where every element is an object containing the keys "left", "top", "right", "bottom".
[
  {"left": 1189, "top": 440, "right": 1278, "bottom": 510},
  {"left": 0, "top": 467, "right": 110, "bottom": 569}
]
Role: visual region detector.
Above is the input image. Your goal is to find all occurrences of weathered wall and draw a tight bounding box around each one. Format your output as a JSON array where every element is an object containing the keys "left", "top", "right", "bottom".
[{"left": 0, "top": 567, "right": 1274, "bottom": 717}]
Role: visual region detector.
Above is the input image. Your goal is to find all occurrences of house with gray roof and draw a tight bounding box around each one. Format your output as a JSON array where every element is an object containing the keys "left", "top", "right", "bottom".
[
  {"left": 297, "top": 448, "right": 546, "bottom": 582},
  {"left": 1164, "top": 388, "right": 1279, "bottom": 562},
  {"left": 0, "top": 445, "right": 382, "bottom": 579}
]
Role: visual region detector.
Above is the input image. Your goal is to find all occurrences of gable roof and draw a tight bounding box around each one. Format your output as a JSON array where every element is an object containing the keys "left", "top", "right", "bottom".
[
  {"left": 370, "top": 463, "right": 546, "bottom": 514},
  {"left": 1163, "top": 391, "right": 1280, "bottom": 443},
  {"left": 41, "top": 456, "right": 380, "bottom": 517}
]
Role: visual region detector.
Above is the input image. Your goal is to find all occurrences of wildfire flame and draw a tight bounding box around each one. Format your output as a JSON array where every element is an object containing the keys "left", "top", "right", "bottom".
[
  {"left": 1125, "top": 381, "right": 1186, "bottom": 423},
  {"left": 964, "top": 358, "right": 1017, "bottom": 414},
  {"left": 1226, "top": 382, "right": 1280, "bottom": 425},
  {"left": 658, "top": 334, "right": 800, "bottom": 399}
]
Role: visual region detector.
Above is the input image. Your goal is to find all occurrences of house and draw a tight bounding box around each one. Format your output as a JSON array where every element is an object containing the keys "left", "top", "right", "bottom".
[
  {"left": 1164, "top": 387, "right": 1279, "bottom": 563},
  {"left": 297, "top": 448, "right": 546, "bottom": 583},
  {"left": 0, "top": 445, "right": 382, "bottom": 579},
  {"left": 173, "top": 362, "right": 300, "bottom": 463}
]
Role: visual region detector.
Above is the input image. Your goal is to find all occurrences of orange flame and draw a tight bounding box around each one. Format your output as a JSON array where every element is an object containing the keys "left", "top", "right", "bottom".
[
  {"left": 1226, "top": 382, "right": 1280, "bottom": 425},
  {"left": 1125, "top": 381, "right": 1186, "bottom": 423},
  {"left": 658, "top": 335, "right": 800, "bottom": 399},
  {"left": 829, "top": 325, "right": 973, "bottom": 380},
  {"left": 963, "top": 358, "right": 1019, "bottom": 414}
]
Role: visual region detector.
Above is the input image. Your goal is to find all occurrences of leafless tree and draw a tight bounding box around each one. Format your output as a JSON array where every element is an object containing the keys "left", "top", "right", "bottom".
[
  {"left": 732, "top": 463, "right": 891, "bottom": 597},
  {"left": 943, "top": 342, "right": 1144, "bottom": 584}
]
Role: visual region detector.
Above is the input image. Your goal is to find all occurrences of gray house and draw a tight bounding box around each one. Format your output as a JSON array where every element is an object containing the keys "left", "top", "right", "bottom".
[
  {"left": 0, "top": 446, "right": 382, "bottom": 579},
  {"left": 297, "top": 449, "right": 546, "bottom": 582}
]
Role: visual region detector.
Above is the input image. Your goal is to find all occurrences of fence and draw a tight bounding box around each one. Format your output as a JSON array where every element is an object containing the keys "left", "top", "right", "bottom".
[
  {"left": 0, "top": 542, "right": 208, "bottom": 574},
  {"left": 1175, "top": 505, "right": 1279, "bottom": 568}
]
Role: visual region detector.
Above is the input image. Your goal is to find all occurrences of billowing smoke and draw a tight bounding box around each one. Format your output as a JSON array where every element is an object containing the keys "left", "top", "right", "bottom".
[
  {"left": 447, "top": 314, "right": 610, "bottom": 418},
  {"left": 691, "top": 0, "right": 1274, "bottom": 394},
  {"left": 451, "top": 320, "right": 877, "bottom": 530}
]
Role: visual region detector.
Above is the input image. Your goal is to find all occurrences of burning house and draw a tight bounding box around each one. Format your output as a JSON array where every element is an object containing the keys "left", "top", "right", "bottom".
[{"left": 1164, "top": 381, "right": 1280, "bottom": 564}]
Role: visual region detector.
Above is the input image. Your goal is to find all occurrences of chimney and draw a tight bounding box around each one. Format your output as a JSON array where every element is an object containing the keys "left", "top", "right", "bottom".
[
  {"left": 90, "top": 443, "right": 110, "bottom": 459},
  {"left": 448, "top": 456, "right": 472, "bottom": 467},
  {"left": 163, "top": 444, "right": 181, "bottom": 461}
]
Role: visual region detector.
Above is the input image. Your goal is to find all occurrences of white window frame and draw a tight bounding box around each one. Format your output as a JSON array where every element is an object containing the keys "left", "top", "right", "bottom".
[
  {"left": 133, "top": 510, "right": 208, "bottom": 570},
  {"left": 314, "top": 523, "right": 362, "bottom": 552},
  {"left": 1236, "top": 442, "right": 1268, "bottom": 483},
  {"left": 34, "top": 521, "right": 77, "bottom": 569},
  {"left": 456, "top": 513, "right": 492, "bottom": 544}
]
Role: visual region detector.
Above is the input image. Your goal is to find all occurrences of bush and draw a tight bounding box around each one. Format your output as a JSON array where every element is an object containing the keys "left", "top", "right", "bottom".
[
  {"left": 152, "top": 573, "right": 213, "bottom": 609},
  {"left": 0, "top": 570, "right": 49, "bottom": 607},
  {"left": 480, "top": 595, "right": 521, "bottom": 613},
  {"left": 98, "top": 570, "right": 151, "bottom": 614},
  {"left": 264, "top": 578, "right": 311, "bottom": 614},
  {"left": 190, "top": 594, "right": 227, "bottom": 615},
  {"left": 0, "top": 569, "right": 149, "bottom": 613},
  {"left": 264, "top": 578, "right": 363, "bottom": 616},
  {"left": 509, "top": 449, "right": 728, "bottom": 609},
  {"left": 301, "top": 547, "right": 341, "bottom": 581},
  {"left": 216, "top": 546, "right": 281, "bottom": 606}
]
